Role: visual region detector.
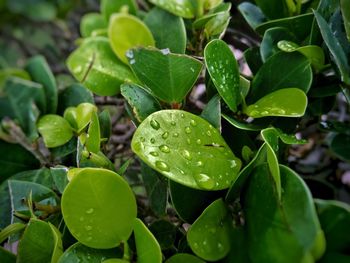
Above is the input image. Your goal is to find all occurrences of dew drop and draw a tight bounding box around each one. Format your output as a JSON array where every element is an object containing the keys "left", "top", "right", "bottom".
[
  {"left": 194, "top": 173, "right": 215, "bottom": 190},
  {"left": 85, "top": 225, "right": 92, "bottom": 231},
  {"left": 180, "top": 113, "right": 185, "bottom": 118},
  {"left": 181, "top": 149, "right": 192, "bottom": 160},
  {"left": 190, "top": 119, "right": 197, "bottom": 126},
  {"left": 150, "top": 138, "right": 156, "bottom": 144},
  {"left": 170, "top": 121, "right": 176, "bottom": 126},
  {"left": 162, "top": 132, "right": 169, "bottom": 139},
  {"left": 74, "top": 65, "right": 83, "bottom": 74},
  {"left": 86, "top": 208, "right": 94, "bottom": 214},
  {"left": 196, "top": 139, "right": 201, "bottom": 145},
  {"left": 150, "top": 119, "right": 160, "bottom": 130},
  {"left": 195, "top": 161, "right": 203, "bottom": 167},
  {"left": 140, "top": 137, "right": 145, "bottom": 142},
  {"left": 159, "top": 145, "right": 170, "bottom": 153},
  {"left": 155, "top": 161, "right": 170, "bottom": 172},
  {"left": 150, "top": 151, "right": 159, "bottom": 157},
  {"left": 185, "top": 126, "right": 191, "bottom": 134},
  {"left": 230, "top": 160, "right": 237, "bottom": 168},
  {"left": 179, "top": 169, "right": 185, "bottom": 175},
  {"left": 206, "top": 130, "right": 212, "bottom": 137},
  {"left": 173, "top": 132, "right": 179, "bottom": 138}
]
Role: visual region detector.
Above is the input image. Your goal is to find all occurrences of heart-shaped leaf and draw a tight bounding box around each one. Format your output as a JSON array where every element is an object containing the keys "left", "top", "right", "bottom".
[
  {"left": 204, "top": 39, "right": 241, "bottom": 112},
  {"left": 101, "top": 0, "right": 138, "bottom": 21},
  {"left": 67, "top": 37, "right": 137, "bottom": 96},
  {"left": 149, "top": 0, "right": 196, "bottom": 18},
  {"left": 187, "top": 199, "right": 232, "bottom": 261},
  {"left": 61, "top": 168, "right": 137, "bottom": 249},
  {"left": 128, "top": 48, "right": 202, "bottom": 103},
  {"left": 132, "top": 110, "right": 241, "bottom": 190},
  {"left": 248, "top": 52, "right": 312, "bottom": 104},
  {"left": 133, "top": 218, "right": 162, "bottom": 263},
  {"left": 108, "top": 13, "right": 155, "bottom": 64},
  {"left": 144, "top": 7, "right": 187, "bottom": 54},
  {"left": 37, "top": 115, "right": 74, "bottom": 148},
  {"left": 245, "top": 88, "right": 307, "bottom": 118},
  {"left": 80, "top": 13, "right": 107, "bottom": 38}
]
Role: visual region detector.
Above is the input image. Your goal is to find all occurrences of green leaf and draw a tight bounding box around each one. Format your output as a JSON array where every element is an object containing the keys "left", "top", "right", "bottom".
[
  {"left": 133, "top": 218, "right": 162, "bottom": 263},
  {"left": 108, "top": 13, "right": 155, "bottom": 64},
  {"left": 61, "top": 168, "right": 137, "bottom": 249},
  {"left": 277, "top": 40, "right": 325, "bottom": 71},
  {"left": 237, "top": 2, "right": 266, "bottom": 29},
  {"left": 165, "top": 253, "right": 205, "bottom": 263},
  {"left": 169, "top": 180, "right": 222, "bottom": 223},
  {"left": 203, "top": 0, "right": 222, "bottom": 10},
  {"left": 128, "top": 48, "right": 202, "bottom": 103},
  {"left": 255, "top": 0, "right": 288, "bottom": 19},
  {"left": 201, "top": 94, "right": 221, "bottom": 130},
  {"left": 57, "top": 83, "right": 94, "bottom": 115},
  {"left": 204, "top": 10, "right": 230, "bottom": 37},
  {"left": 248, "top": 52, "right": 312, "bottom": 104},
  {"left": 340, "top": 0, "right": 350, "bottom": 41},
  {"left": 80, "top": 13, "right": 107, "bottom": 38},
  {"left": 75, "top": 103, "right": 98, "bottom": 133},
  {"left": 144, "top": 7, "right": 187, "bottom": 54},
  {"left": 58, "top": 242, "right": 122, "bottom": 263},
  {"left": 121, "top": 83, "right": 161, "bottom": 123},
  {"left": 243, "top": 47, "right": 263, "bottom": 75},
  {"left": 102, "top": 260, "right": 129, "bottom": 263},
  {"left": 50, "top": 167, "right": 69, "bottom": 194},
  {"left": 49, "top": 223, "right": 64, "bottom": 263},
  {"left": 148, "top": 220, "right": 177, "bottom": 249},
  {"left": 329, "top": 133, "right": 350, "bottom": 161},
  {"left": 25, "top": 55, "right": 58, "bottom": 114},
  {"left": 85, "top": 111, "right": 101, "bottom": 154},
  {"left": 187, "top": 199, "right": 231, "bottom": 261},
  {"left": 37, "top": 115, "right": 74, "bottom": 148},
  {"left": 204, "top": 39, "right": 241, "bottom": 112},
  {"left": 100, "top": 0, "right": 138, "bottom": 21},
  {"left": 67, "top": 37, "right": 137, "bottom": 96},
  {"left": 131, "top": 110, "right": 241, "bottom": 190},
  {"left": 314, "top": 10, "right": 350, "bottom": 85},
  {"left": 256, "top": 13, "right": 314, "bottom": 41},
  {"left": 99, "top": 110, "right": 112, "bottom": 139},
  {"left": 17, "top": 219, "right": 60, "bottom": 263},
  {"left": 245, "top": 88, "right": 307, "bottom": 118},
  {"left": 0, "top": 222, "right": 26, "bottom": 243},
  {"left": 149, "top": 0, "right": 196, "bottom": 18},
  {"left": 0, "top": 246, "right": 16, "bottom": 263}
]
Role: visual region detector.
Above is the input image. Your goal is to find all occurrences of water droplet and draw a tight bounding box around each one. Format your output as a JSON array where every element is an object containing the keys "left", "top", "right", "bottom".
[
  {"left": 180, "top": 113, "right": 185, "bottom": 118},
  {"left": 219, "top": 174, "right": 223, "bottom": 179},
  {"left": 230, "top": 160, "right": 237, "bottom": 168},
  {"left": 155, "top": 161, "right": 170, "bottom": 172},
  {"left": 150, "top": 151, "right": 159, "bottom": 157},
  {"left": 170, "top": 121, "right": 176, "bottom": 126},
  {"left": 195, "top": 161, "right": 203, "bottom": 167},
  {"left": 159, "top": 145, "right": 170, "bottom": 153},
  {"left": 206, "top": 130, "right": 212, "bottom": 136},
  {"left": 86, "top": 208, "right": 94, "bottom": 214},
  {"left": 190, "top": 120, "right": 197, "bottom": 126},
  {"left": 162, "top": 132, "right": 169, "bottom": 139},
  {"left": 196, "top": 139, "right": 201, "bottom": 144},
  {"left": 218, "top": 242, "right": 224, "bottom": 251},
  {"left": 139, "top": 137, "right": 145, "bottom": 142},
  {"left": 150, "top": 119, "right": 160, "bottom": 130},
  {"left": 129, "top": 59, "right": 136, "bottom": 65},
  {"left": 185, "top": 126, "right": 191, "bottom": 134},
  {"left": 85, "top": 225, "right": 92, "bottom": 231},
  {"left": 150, "top": 138, "right": 156, "bottom": 144},
  {"left": 74, "top": 65, "right": 82, "bottom": 74},
  {"left": 186, "top": 138, "right": 191, "bottom": 144},
  {"left": 194, "top": 174, "right": 215, "bottom": 190},
  {"left": 179, "top": 169, "right": 185, "bottom": 175},
  {"left": 181, "top": 149, "right": 192, "bottom": 160},
  {"left": 173, "top": 132, "right": 179, "bottom": 137},
  {"left": 160, "top": 48, "right": 170, "bottom": 55},
  {"left": 125, "top": 50, "right": 134, "bottom": 58}
]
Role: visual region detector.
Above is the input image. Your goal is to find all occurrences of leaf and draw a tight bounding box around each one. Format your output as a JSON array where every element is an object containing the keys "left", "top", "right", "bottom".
[
  {"left": 17, "top": 219, "right": 59, "bottom": 263},
  {"left": 85, "top": 111, "right": 101, "bottom": 154},
  {"left": 187, "top": 199, "right": 231, "bottom": 261},
  {"left": 243, "top": 47, "right": 263, "bottom": 75},
  {"left": 0, "top": 222, "right": 26, "bottom": 243},
  {"left": 0, "top": 142, "right": 40, "bottom": 183},
  {"left": 128, "top": 48, "right": 202, "bottom": 103},
  {"left": 169, "top": 180, "right": 222, "bottom": 223},
  {"left": 25, "top": 55, "right": 58, "bottom": 114},
  {"left": 255, "top": 0, "right": 288, "bottom": 19},
  {"left": 204, "top": 39, "right": 241, "bottom": 112},
  {"left": 248, "top": 52, "right": 312, "bottom": 104},
  {"left": 237, "top": 2, "right": 266, "bottom": 29},
  {"left": 58, "top": 242, "right": 122, "bottom": 263},
  {"left": 57, "top": 83, "right": 94, "bottom": 115},
  {"left": 329, "top": 133, "right": 350, "bottom": 161},
  {"left": 49, "top": 223, "right": 64, "bottom": 263},
  {"left": 314, "top": 10, "right": 350, "bottom": 85},
  {"left": 149, "top": 0, "right": 196, "bottom": 18},
  {"left": 193, "top": 3, "right": 231, "bottom": 29},
  {"left": 108, "top": 13, "right": 155, "bottom": 64},
  {"left": 340, "top": 0, "right": 350, "bottom": 41},
  {"left": 67, "top": 37, "right": 137, "bottom": 96},
  {"left": 203, "top": 0, "right": 222, "bottom": 10},
  {"left": 0, "top": 246, "right": 16, "bottom": 263},
  {"left": 61, "top": 168, "right": 137, "bottom": 249},
  {"left": 121, "top": 83, "right": 162, "bottom": 123},
  {"left": 245, "top": 88, "right": 308, "bottom": 118},
  {"left": 50, "top": 167, "right": 69, "bottom": 194},
  {"left": 38, "top": 115, "right": 74, "bottom": 148},
  {"left": 148, "top": 220, "right": 177, "bottom": 249},
  {"left": 133, "top": 218, "right": 162, "bottom": 263},
  {"left": 131, "top": 110, "right": 241, "bottom": 190},
  {"left": 100, "top": 0, "right": 137, "bottom": 21},
  {"left": 256, "top": 13, "right": 314, "bottom": 41},
  {"left": 204, "top": 10, "right": 230, "bottom": 37},
  {"left": 75, "top": 103, "right": 98, "bottom": 133},
  {"left": 80, "top": 13, "right": 107, "bottom": 38},
  {"left": 144, "top": 7, "right": 187, "bottom": 54},
  {"left": 201, "top": 94, "right": 221, "bottom": 130},
  {"left": 99, "top": 110, "right": 112, "bottom": 139},
  {"left": 165, "top": 253, "right": 205, "bottom": 263}
]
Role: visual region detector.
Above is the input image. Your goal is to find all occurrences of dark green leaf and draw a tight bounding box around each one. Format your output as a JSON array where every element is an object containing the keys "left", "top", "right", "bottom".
[
  {"left": 50, "top": 167, "right": 69, "bottom": 194},
  {"left": 85, "top": 111, "right": 101, "bottom": 154},
  {"left": 0, "top": 246, "right": 16, "bottom": 263},
  {"left": 100, "top": 0, "right": 137, "bottom": 21},
  {"left": 165, "top": 253, "right": 205, "bottom": 263},
  {"left": 149, "top": 220, "right": 177, "bottom": 250},
  {"left": 255, "top": 0, "right": 288, "bottom": 19},
  {"left": 329, "top": 133, "right": 350, "bottom": 161},
  {"left": 201, "top": 94, "right": 221, "bottom": 130},
  {"left": 237, "top": 2, "right": 266, "bottom": 29},
  {"left": 243, "top": 47, "right": 263, "bottom": 75},
  {"left": 99, "top": 110, "right": 112, "bottom": 140},
  {"left": 340, "top": 0, "right": 350, "bottom": 41}
]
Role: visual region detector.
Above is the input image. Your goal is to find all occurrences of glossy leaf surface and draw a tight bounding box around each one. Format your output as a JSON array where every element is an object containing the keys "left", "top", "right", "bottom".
[
  {"left": 101, "top": 0, "right": 137, "bottom": 20},
  {"left": 187, "top": 199, "right": 231, "bottom": 261},
  {"left": 205, "top": 39, "right": 241, "bottom": 112},
  {"left": 37, "top": 115, "right": 73, "bottom": 148},
  {"left": 237, "top": 2, "right": 266, "bottom": 29},
  {"left": 133, "top": 218, "right": 162, "bottom": 263},
  {"left": 61, "top": 168, "right": 137, "bottom": 249},
  {"left": 245, "top": 88, "right": 308, "bottom": 118},
  {"left": 108, "top": 13, "right": 155, "bottom": 64},
  {"left": 149, "top": 0, "right": 195, "bottom": 18},
  {"left": 85, "top": 111, "right": 101, "bottom": 153},
  {"left": 67, "top": 37, "right": 137, "bottom": 96},
  {"left": 128, "top": 48, "right": 202, "bottom": 103},
  {"left": 132, "top": 110, "right": 241, "bottom": 190}
]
